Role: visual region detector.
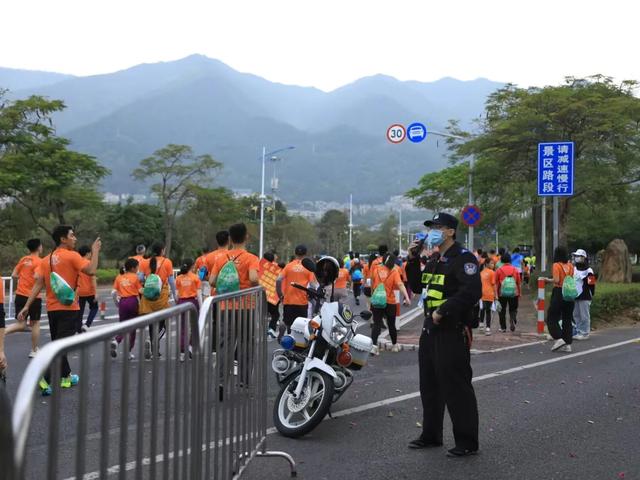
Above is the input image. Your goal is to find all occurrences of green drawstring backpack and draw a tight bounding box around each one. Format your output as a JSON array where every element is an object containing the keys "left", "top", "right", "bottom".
[
  {"left": 216, "top": 253, "right": 242, "bottom": 294},
  {"left": 49, "top": 250, "right": 76, "bottom": 306}
]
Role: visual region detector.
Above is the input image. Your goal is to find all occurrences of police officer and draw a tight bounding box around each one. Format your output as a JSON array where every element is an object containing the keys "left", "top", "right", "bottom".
[{"left": 405, "top": 212, "right": 482, "bottom": 457}]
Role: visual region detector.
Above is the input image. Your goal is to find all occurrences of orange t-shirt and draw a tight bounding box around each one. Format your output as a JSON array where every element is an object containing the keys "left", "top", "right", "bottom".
[
  {"left": 36, "top": 249, "right": 89, "bottom": 311},
  {"left": 132, "top": 255, "right": 145, "bottom": 267},
  {"left": 368, "top": 257, "right": 383, "bottom": 281},
  {"left": 335, "top": 268, "right": 350, "bottom": 289},
  {"left": 280, "top": 259, "right": 316, "bottom": 306},
  {"left": 113, "top": 272, "right": 142, "bottom": 298},
  {"left": 553, "top": 262, "right": 575, "bottom": 288},
  {"left": 204, "top": 248, "right": 229, "bottom": 275},
  {"left": 77, "top": 270, "right": 97, "bottom": 297},
  {"left": 176, "top": 272, "right": 201, "bottom": 299},
  {"left": 211, "top": 249, "right": 260, "bottom": 291},
  {"left": 372, "top": 266, "right": 403, "bottom": 305},
  {"left": 139, "top": 256, "right": 174, "bottom": 283},
  {"left": 480, "top": 268, "right": 496, "bottom": 302},
  {"left": 14, "top": 254, "right": 42, "bottom": 297},
  {"left": 194, "top": 254, "right": 207, "bottom": 271}
]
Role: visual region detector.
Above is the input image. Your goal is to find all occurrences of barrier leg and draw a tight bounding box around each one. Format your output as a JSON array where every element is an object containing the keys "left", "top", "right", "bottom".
[{"left": 537, "top": 279, "right": 546, "bottom": 334}]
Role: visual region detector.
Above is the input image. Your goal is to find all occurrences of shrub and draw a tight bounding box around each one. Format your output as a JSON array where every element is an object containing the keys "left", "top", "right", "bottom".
[
  {"left": 95, "top": 268, "right": 119, "bottom": 285},
  {"left": 590, "top": 283, "right": 640, "bottom": 324}
]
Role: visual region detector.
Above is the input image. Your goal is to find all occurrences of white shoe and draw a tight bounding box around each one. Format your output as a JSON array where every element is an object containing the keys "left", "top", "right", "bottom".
[
  {"left": 551, "top": 339, "right": 566, "bottom": 351},
  {"left": 371, "top": 345, "right": 379, "bottom": 356},
  {"left": 267, "top": 328, "right": 277, "bottom": 339},
  {"left": 110, "top": 340, "right": 118, "bottom": 358},
  {"left": 128, "top": 353, "right": 136, "bottom": 360},
  {"left": 179, "top": 353, "right": 185, "bottom": 362},
  {"left": 559, "top": 344, "right": 572, "bottom": 353},
  {"left": 81, "top": 324, "right": 89, "bottom": 333},
  {"left": 485, "top": 328, "right": 491, "bottom": 336},
  {"left": 391, "top": 344, "right": 401, "bottom": 353},
  {"left": 479, "top": 322, "right": 485, "bottom": 329},
  {"left": 545, "top": 334, "right": 554, "bottom": 341},
  {"left": 233, "top": 360, "right": 239, "bottom": 376},
  {"left": 28, "top": 348, "right": 39, "bottom": 358},
  {"left": 573, "top": 334, "right": 589, "bottom": 341}
]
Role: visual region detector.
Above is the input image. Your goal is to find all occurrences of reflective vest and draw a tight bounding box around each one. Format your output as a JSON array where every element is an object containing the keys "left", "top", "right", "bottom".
[{"left": 422, "top": 272, "right": 447, "bottom": 310}]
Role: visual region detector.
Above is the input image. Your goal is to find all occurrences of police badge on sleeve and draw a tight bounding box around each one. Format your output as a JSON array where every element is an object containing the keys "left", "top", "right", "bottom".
[{"left": 464, "top": 263, "right": 478, "bottom": 275}]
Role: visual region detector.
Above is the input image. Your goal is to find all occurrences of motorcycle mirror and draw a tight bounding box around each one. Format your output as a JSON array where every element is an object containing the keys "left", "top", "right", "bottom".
[
  {"left": 301, "top": 257, "right": 316, "bottom": 273},
  {"left": 315, "top": 256, "right": 339, "bottom": 286},
  {"left": 359, "top": 310, "right": 373, "bottom": 320}
]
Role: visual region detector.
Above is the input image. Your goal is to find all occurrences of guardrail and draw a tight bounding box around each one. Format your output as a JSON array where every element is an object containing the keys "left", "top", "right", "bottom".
[
  {"left": 2, "top": 286, "right": 296, "bottom": 479},
  {"left": 2, "top": 276, "right": 15, "bottom": 320}
]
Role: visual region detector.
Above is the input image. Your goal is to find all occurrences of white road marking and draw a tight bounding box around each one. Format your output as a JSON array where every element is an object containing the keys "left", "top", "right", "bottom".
[{"left": 63, "top": 334, "right": 640, "bottom": 480}]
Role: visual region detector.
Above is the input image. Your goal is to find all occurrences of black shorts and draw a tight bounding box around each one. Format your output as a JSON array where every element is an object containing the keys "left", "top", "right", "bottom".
[
  {"left": 0, "top": 304, "right": 5, "bottom": 328},
  {"left": 14, "top": 295, "right": 42, "bottom": 322},
  {"left": 283, "top": 305, "right": 308, "bottom": 328}
]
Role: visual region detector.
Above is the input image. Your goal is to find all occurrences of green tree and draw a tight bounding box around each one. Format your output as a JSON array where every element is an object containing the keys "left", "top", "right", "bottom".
[
  {"left": 407, "top": 76, "right": 640, "bottom": 267},
  {"left": 0, "top": 91, "right": 109, "bottom": 234},
  {"left": 316, "top": 209, "right": 349, "bottom": 256},
  {"left": 132, "top": 144, "right": 222, "bottom": 255}
]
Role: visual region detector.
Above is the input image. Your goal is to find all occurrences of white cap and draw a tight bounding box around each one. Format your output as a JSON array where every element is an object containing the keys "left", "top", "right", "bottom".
[{"left": 572, "top": 249, "right": 587, "bottom": 257}]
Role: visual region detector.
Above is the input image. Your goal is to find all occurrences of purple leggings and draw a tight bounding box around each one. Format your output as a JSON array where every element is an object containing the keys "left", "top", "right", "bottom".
[
  {"left": 178, "top": 297, "right": 199, "bottom": 352},
  {"left": 116, "top": 296, "right": 139, "bottom": 350}
]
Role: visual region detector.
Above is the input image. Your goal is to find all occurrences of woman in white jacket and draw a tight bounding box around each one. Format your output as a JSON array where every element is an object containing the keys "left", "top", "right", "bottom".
[{"left": 572, "top": 249, "right": 596, "bottom": 340}]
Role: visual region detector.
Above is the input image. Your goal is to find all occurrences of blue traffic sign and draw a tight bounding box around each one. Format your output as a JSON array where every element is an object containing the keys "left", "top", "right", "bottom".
[
  {"left": 461, "top": 204, "right": 482, "bottom": 227},
  {"left": 407, "top": 122, "right": 427, "bottom": 143},
  {"left": 537, "top": 142, "right": 574, "bottom": 196}
]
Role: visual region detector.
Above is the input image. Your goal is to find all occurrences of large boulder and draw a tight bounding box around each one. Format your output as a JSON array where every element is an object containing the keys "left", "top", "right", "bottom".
[{"left": 599, "top": 239, "right": 632, "bottom": 283}]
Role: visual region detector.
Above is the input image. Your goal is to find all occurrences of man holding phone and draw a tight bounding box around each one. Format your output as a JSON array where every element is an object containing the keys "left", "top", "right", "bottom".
[{"left": 405, "top": 212, "right": 481, "bottom": 457}]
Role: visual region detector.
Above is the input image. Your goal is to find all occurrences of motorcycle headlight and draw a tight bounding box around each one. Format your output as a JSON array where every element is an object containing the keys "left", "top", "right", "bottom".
[{"left": 329, "top": 323, "right": 349, "bottom": 345}]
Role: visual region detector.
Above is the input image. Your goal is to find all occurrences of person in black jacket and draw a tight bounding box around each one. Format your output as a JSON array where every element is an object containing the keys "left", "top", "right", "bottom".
[
  {"left": 572, "top": 249, "right": 596, "bottom": 340},
  {"left": 405, "top": 212, "right": 482, "bottom": 457}
]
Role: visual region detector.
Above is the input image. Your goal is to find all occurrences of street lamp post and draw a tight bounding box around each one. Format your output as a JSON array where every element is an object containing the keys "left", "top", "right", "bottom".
[
  {"left": 259, "top": 145, "right": 295, "bottom": 258},
  {"left": 349, "top": 194, "right": 353, "bottom": 252}
]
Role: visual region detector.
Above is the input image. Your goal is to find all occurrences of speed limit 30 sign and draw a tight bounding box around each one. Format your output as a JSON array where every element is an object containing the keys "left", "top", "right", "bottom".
[{"left": 386, "top": 124, "right": 406, "bottom": 144}]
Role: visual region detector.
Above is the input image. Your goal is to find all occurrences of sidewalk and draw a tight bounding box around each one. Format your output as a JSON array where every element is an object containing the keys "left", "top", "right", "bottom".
[{"left": 391, "top": 286, "right": 545, "bottom": 352}]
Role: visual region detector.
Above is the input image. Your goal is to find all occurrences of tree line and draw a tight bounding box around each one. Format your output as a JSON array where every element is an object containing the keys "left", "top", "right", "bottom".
[{"left": 0, "top": 89, "right": 399, "bottom": 270}]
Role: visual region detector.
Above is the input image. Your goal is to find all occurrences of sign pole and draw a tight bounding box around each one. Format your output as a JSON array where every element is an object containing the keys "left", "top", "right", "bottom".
[
  {"left": 552, "top": 196, "right": 559, "bottom": 253},
  {"left": 398, "top": 209, "right": 402, "bottom": 253},
  {"left": 348, "top": 194, "right": 353, "bottom": 252},
  {"left": 468, "top": 155, "right": 475, "bottom": 252},
  {"left": 541, "top": 197, "right": 547, "bottom": 272},
  {"left": 495, "top": 227, "right": 499, "bottom": 251}
]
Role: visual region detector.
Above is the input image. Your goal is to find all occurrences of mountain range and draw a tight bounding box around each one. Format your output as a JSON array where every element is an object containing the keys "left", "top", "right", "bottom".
[{"left": 1, "top": 55, "right": 503, "bottom": 204}]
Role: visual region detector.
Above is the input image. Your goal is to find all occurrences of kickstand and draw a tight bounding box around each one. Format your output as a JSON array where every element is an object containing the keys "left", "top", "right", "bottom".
[{"left": 328, "top": 409, "right": 333, "bottom": 419}]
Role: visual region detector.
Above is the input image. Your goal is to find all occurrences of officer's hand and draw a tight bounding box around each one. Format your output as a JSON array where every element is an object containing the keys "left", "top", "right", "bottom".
[
  {"left": 432, "top": 310, "right": 443, "bottom": 325},
  {"left": 0, "top": 351, "right": 7, "bottom": 370}
]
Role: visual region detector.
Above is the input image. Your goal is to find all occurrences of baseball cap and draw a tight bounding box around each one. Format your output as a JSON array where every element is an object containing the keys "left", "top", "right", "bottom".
[
  {"left": 572, "top": 249, "right": 587, "bottom": 257},
  {"left": 424, "top": 212, "right": 458, "bottom": 230}
]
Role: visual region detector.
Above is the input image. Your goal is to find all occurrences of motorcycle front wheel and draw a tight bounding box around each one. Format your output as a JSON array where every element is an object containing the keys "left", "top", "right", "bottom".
[{"left": 273, "top": 370, "right": 335, "bottom": 438}]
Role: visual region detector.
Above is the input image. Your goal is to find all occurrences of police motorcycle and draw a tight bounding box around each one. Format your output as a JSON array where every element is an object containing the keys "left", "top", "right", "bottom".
[{"left": 272, "top": 256, "right": 374, "bottom": 438}]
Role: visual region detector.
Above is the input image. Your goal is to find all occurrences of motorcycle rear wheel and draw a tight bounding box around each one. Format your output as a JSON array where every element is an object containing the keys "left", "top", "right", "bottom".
[{"left": 273, "top": 370, "right": 335, "bottom": 438}]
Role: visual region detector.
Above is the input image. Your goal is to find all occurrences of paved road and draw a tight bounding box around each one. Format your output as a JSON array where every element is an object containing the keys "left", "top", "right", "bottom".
[
  {"left": 3, "top": 290, "right": 639, "bottom": 480},
  {"left": 243, "top": 325, "right": 640, "bottom": 480}
]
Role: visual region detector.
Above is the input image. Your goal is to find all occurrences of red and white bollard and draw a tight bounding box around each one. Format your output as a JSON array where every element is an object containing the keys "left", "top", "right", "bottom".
[
  {"left": 100, "top": 301, "right": 107, "bottom": 321},
  {"left": 537, "top": 278, "right": 546, "bottom": 334}
]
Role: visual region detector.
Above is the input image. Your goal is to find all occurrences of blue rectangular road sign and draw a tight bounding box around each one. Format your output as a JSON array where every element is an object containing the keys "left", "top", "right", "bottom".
[{"left": 537, "top": 142, "right": 574, "bottom": 196}]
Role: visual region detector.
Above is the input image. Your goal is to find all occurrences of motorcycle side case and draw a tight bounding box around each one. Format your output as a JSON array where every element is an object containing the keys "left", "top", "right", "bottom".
[
  {"left": 290, "top": 317, "right": 310, "bottom": 349},
  {"left": 348, "top": 334, "right": 373, "bottom": 370}
]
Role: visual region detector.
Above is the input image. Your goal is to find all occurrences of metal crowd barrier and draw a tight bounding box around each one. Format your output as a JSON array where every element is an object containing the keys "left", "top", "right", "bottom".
[
  {"left": 2, "top": 276, "right": 15, "bottom": 320},
  {"left": 2, "top": 286, "right": 296, "bottom": 479}
]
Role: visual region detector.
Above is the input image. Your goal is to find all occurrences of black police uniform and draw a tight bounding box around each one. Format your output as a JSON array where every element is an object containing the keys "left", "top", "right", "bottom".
[{"left": 406, "top": 213, "right": 482, "bottom": 453}]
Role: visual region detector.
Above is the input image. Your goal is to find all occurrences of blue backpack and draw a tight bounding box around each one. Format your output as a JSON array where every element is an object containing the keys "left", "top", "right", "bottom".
[
  {"left": 198, "top": 265, "right": 208, "bottom": 281},
  {"left": 352, "top": 268, "right": 363, "bottom": 282}
]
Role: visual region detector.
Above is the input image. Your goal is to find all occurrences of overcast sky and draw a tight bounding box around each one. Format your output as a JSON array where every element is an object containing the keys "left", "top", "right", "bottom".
[{"left": 2, "top": 0, "right": 637, "bottom": 91}]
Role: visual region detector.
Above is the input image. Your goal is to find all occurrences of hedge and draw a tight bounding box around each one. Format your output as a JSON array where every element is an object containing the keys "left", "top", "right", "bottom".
[
  {"left": 96, "top": 268, "right": 119, "bottom": 285},
  {"left": 589, "top": 283, "right": 640, "bottom": 324}
]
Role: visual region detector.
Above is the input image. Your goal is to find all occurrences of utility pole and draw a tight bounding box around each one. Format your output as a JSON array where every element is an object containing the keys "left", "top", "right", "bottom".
[
  {"left": 398, "top": 209, "right": 402, "bottom": 253},
  {"left": 348, "top": 194, "right": 353, "bottom": 252}
]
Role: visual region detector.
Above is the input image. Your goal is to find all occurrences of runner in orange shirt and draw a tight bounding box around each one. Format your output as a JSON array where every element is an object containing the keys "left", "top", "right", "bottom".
[
  {"left": 370, "top": 254, "right": 411, "bottom": 355},
  {"left": 139, "top": 241, "right": 176, "bottom": 359},
  {"left": 110, "top": 258, "right": 143, "bottom": 359},
  {"left": 6, "top": 238, "right": 43, "bottom": 357},
  {"left": 175, "top": 258, "right": 202, "bottom": 361},
  {"left": 18, "top": 225, "right": 101, "bottom": 395},
  {"left": 204, "top": 230, "right": 230, "bottom": 295},
  {"left": 76, "top": 245, "right": 99, "bottom": 333},
  {"left": 132, "top": 244, "right": 146, "bottom": 266},
  {"left": 276, "top": 245, "right": 317, "bottom": 339},
  {"left": 479, "top": 258, "right": 498, "bottom": 335},
  {"left": 333, "top": 259, "right": 350, "bottom": 304}
]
